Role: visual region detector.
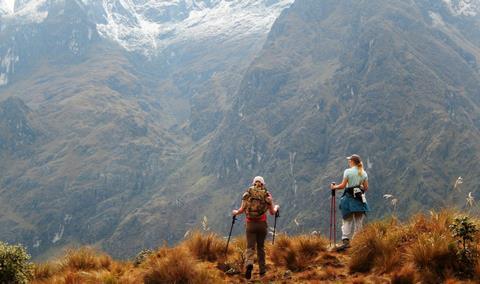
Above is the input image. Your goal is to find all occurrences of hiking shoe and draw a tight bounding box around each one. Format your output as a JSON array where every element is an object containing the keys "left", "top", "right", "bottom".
[
  {"left": 245, "top": 264, "right": 253, "bottom": 280},
  {"left": 259, "top": 269, "right": 266, "bottom": 277},
  {"left": 336, "top": 239, "right": 350, "bottom": 252},
  {"left": 225, "top": 268, "right": 239, "bottom": 275}
]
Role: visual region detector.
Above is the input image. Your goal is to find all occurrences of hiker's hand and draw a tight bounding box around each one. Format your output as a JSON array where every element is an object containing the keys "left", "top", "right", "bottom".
[
  {"left": 330, "top": 183, "right": 336, "bottom": 190},
  {"left": 266, "top": 195, "right": 273, "bottom": 203},
  {"left": 232, "top": 209, "right": 239, "bottom": 216},
  {"left": 274, "top": 205, "right": 280, "bottom": 213}
]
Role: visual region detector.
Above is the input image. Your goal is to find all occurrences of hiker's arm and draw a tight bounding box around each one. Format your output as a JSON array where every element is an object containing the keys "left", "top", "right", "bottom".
[
  {"left": 362, "top": 180, "right": 369, "bottom": 192},
  {"left": 330, "top": 178, "right": 348, "bottom": 190},
  {"left": 267, "top": 193, "right": 279, "bottom": 215},
  {"left": 270, "top": 204, "right": 280, "bottom": 215},
  {"left": 232, "top": 201, "right": 245, "bottom": 216}
]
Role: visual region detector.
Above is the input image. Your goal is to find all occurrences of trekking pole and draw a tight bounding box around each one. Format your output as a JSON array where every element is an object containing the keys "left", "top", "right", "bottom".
[
  {"left": 333, "top": 190, "right": 337, "bottom": 245},
  {"left": 329, "top": 183, "right": 336, "bottom": 247},
  {"left": 224, "top": 215, "right": 237, "bottom": 256},
  {"left": 272, "top": 209, "right": 280, "bottom": 245}
]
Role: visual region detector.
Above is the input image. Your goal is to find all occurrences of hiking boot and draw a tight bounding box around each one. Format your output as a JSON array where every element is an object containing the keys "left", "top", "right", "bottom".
[
  {"left": 336, "top": 239, "right": 350, "bottom": 252},
  {"left": 245, "top": 264, "right": 253, "bottom": 280},
  {"left": 259, "top": 269, "right": 266, "bottom": 277}
]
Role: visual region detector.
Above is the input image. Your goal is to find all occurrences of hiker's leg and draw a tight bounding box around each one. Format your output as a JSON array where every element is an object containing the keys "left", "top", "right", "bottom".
[
  {"left": 245, "top": 222, "right": 257, "bottom": 268},
  {"left": 256, "top": 222, "right": 268, "bottom": 274},
  {"left": 341, "top": 214, "right": 354, "bottom": 241},
  {"left": 353, "top": 212, "right": 365, "bottom": 237}
]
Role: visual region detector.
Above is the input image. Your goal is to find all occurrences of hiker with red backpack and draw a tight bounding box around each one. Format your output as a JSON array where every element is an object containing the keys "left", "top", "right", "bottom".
[
  {"left": 330, "top": 154, "right": 369, "bottom": 251},
  {"left": 232, "top": 176, "right": 279, "bottom": 279}
]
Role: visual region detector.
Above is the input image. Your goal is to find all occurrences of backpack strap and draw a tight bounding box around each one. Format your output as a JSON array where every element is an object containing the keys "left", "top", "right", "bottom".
[
  {"left": 265, "top": 190, "right": 272, "bottom": 206},
  {"left": 242, "top": 192, "right": 249, "bottom": 201}
]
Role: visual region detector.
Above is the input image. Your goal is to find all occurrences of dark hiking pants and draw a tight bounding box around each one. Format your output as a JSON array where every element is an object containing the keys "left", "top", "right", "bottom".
[{"left": 245, "top": 221, "right": 268, "bottom": 272}]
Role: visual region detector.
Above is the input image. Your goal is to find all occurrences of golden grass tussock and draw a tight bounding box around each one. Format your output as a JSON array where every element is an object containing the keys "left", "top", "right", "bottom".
[
  {"left": 316, "top": 266, "right": 337, "bottom": 281},
  {"left": 348, "top": 223, "right": 381, "bottom": 273},
  {"left": 270, "top": 234, "right": 327, "bottom": 272},
  {"left": 61, "top": 247, "right": 113, "bottom": 271},
  {"left": 348, "top": 276, "right": 367, "bottom": 284},
  {"left": 182, "top": 231, "right": 226, "bottom": 262},
  {"left": 390, "top": 263, "right": 416, "bottom": 284},
  {"left": 33, "top": 261, "right": 61, "bottom": 280},
  {"left": 406, "top": 234, "right": 456, "bottom": 284},
  {"left": 349, "top": 217, "right": 422, "bottom": 274},
  {"left": 409, "top": 210, "right": 454, "bottom": 236},
  {"left": 63, "top": 271, "right": 82, "bottom": 284},
  {"left": 31, "top": 247, "right": 132, "bottom": 284},
  {"left": 142, "top": 246, "right": 222, "bottom": 284},
  {"left": 226, "top": 236, "right": 247, "bottom": 272},
  {"left": 349, "top": 210, "right": 470, "bottom": 283},
  {"left": 29, "top": 210, "right": 480, "bottom": 283}
]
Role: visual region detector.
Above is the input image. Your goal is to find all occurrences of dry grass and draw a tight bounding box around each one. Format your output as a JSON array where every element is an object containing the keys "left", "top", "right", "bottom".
[
  {"left": 406, "top": 234, "right": 456, "bottom": 284},
  {"left": 316, "top": 266, "right": 337, "bottom": 281},
  {"left": 390, "top": 264, "right": 416, "bottom": 284},
  {"left": 31, "top": 247, "right": 130, "bottom": 284},
  {"left": 227, "top": 236, "right": 247, "bottom": 272},
  {"left": 349, "top": 217, "right": 419, "bottom": 274},
  {"left": 350, "top": 219, "right": 403, "bottom": 272},
  {"left": 142, "top": 246, "right": 221, "bottom": 284},
  {"left": 182, "top": 231, "right": 226, "bottom": 262},
  {"left": 270, "top": 234, "right": 327, "bottom": 271},
  {"left": 33, "top": 261, "right": 61, "bottom": 280},
  {"left": 30, "top": 210, "right": 480, "bottom": 283},
  {"left": 348, "top": 276, "right": 367, "bottom": 284},
  {"left": 349, "top": 210, "right": 475, "bottom": 283},
  {"left": 61, "top": 247, "right": 112, "bottom": 271},
  {"left": 349, "top": 221, "right": 387, "bottom": 273}
]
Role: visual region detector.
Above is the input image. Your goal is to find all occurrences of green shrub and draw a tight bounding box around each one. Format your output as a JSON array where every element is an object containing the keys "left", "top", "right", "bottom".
[
  {"left": 133, "top": 249, "right": 153, "bottom": 267},
  {"left": 0, "top": 241, "right": 33, "bottom": 284},
  {"left": 449, "top": 216, "right": 479, "bottom": 279}
]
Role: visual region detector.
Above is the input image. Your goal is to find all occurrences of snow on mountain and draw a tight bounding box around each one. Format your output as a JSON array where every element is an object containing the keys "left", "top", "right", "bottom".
[
  {"left": 0, "top": 0, "right": 49, "bottom": 23},
  {"left": 0, "top": 0, "right": 15, "bottom": 14},
  {"left": 0, "top": 48, "right": 18, "bottom": 86},
  {"left": 443, "top": 0, "right": 480, "bottom": 16},
  {"left": 95, "top": 0, "right": 295, "bottom": 55},
  {"left": 1, "top": 0, "right": 294, "bottom": 56}
]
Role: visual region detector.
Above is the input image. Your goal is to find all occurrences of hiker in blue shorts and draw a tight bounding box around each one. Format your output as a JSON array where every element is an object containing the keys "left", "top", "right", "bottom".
[{"left": 330, "top": 154, "right": 369, "bottom": 251}]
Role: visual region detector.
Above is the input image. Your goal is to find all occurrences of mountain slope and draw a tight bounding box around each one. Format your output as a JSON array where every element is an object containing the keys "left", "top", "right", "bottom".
[
  {"left": 0, "top": 0, "right": 294, "bottom": 259},
  {"left": 0, "top": 41, "right": 188, "bottom": 257},
  {"left": 199, "top": 0, "right": 480, "bottom": 234}
]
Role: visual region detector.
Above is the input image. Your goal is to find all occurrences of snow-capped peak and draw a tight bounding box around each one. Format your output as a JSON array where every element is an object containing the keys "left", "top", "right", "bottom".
[
  {"left": 443, "top": 0, "right": 480, "bottom": 17},
  {"left": 0, "top": 0, "right": 294, "bottom": 56},
  {"left": 95, "top": 0, "right": 295, "bottom": 55},
  {"left": 0, "top": 0, "right": 15, "bottom": 14},
  {"left": 0, "top": 0, "right": 49, "bottom": 23}
]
